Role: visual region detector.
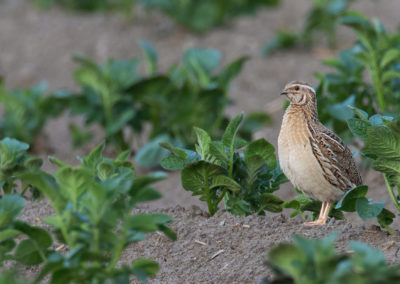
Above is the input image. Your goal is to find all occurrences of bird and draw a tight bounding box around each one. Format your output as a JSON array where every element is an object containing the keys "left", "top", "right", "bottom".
[{"left": 277, "top": 81, "right": 362, "bottom": 226}]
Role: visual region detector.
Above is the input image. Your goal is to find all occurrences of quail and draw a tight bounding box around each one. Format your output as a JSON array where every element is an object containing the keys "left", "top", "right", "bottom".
[{"left": 278, "top": 81, "right": 362, "bottom": 226}]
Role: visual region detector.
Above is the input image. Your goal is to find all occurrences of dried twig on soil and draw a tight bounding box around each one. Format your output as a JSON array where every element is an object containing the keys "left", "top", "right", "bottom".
[
  {"left": 194, "top": 240, "right": 208, "bottom": 246},
  {"left": 210, "top": 250, "right": 224, "bottom": 260}
]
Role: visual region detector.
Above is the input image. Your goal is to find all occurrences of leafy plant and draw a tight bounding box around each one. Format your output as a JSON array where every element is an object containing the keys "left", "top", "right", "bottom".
[
  {"left": 69, "top": 42, "right": 270, "bottom": 167},
  {"left": 0, "top": 138, "right": 43, "bottom": 197},
  {"left": 347, "top": 108, "right": 400, "bottom": 217},
  {"left": 264, "top": 234, "right": 400, "bottom": 284},
  {"left": 161, "top": 113, "right": 287, "bottom": 216},
  {"left": 0, "top": 194, "right": 53, "bottom": 268},
  {"left": 0, "top": 81, "right": 69, "bottom": 147},
  {"left": 68, "top": 55, "right": 141, "bottom": 151},
  {"left": 140, "top": 0, "right": 280, "bottom": 33},
  {"left": 31, "top": 0, "right": 135, "bottom": 15},
  {"left": 314, "top": 12, "right": 400, "bottom": 140},
  {"left": 263, "top": 0, "right": 352, "bottom": 55},
  {"left": 284, "top": 186, "right": 394, "bottom": 233},
  {"left": 19, "top": 143, "right": 176, "bottom": 283}
]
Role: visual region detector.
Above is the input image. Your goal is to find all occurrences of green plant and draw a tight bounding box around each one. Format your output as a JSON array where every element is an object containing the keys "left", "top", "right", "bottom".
[
  {"left": 263, "top": 0, "right": 352, "bottom": 55},
  {"left": 160, "top": 113, "right": 287, "bottom": 216},
  {"left": 283, "top": 185, "right": 394, "bottom": 233},
  {"left": 140, "top": 0, "right": 280, "bottom": 33},
  {"left": 19, "top": 143, "right": 176, "bottom": 283},
  {"left": 0, "top": 138, "right": 42, "bottom": 197},
  {"left": 347, "top": 108, "right": 400, "bottom": 216},
  {"left": 264, "top": 234, "right": 400, "bottom": 284},
  {"left": 31, "top": 0, "right": 136, "bottom": 15},
  {"left": 314, "top": 12, "right": 400, "bottom": 140},
  {"left": 0, "top": 194, "right": 53, "bottom": 268},
  {"left": 0, "top": 81, "right": 69, "bottom": 146},
  {"left": 69, "top": 42, "right": 270, "bottom": 167}
]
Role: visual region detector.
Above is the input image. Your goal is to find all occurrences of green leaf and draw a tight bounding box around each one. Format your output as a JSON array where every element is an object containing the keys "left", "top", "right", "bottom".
[
  {"left": 0, "top": 138, "right": 29, "bottom": 170},
  {"left": 244, "top": 138, "right": 276, "bottom": 167},
  {"left": 209, "top": 141, "right": 228, "bottom": 163},
  {"left": 335, "top": 185, "right": 368, "bottom": 211},
  {"left": 340, "top": 11, "right": 374, "bottom": 35},
  {"left": 134, "top": 188, "right": 162, "bottom": 203},
  {"left": 183, "top": 48, "right": 221, "bottom": 74},
  {"left": 56, "top": 167, "right": 92, "bottom": 204},
  {"left": 348, "top": 106, "right": 369, "bottom": 120},
  {"left": 365, "top": 126, "right": 400, "bottom": 160},
  {"left": 126, "top": 215, "right": 158, "bottom": 232},
  {"left": 259, "top": 193, "right": 283, "bottom": 213},
  {"left": 377, "top": 208, "right": 395, "bottom": 228},
  {"left": 222, "top": 113, "right": 244, "bottom": 149},
  {"left": 14, "top": 239, "right": 44, "bottom": 265},
  {"left": 48, "top": 156, "right": 67, "bottom": 168},
  {"left": 139, "top": 40, "right": 158, "bottom": 75},
  {"left": 14, "top": 221, "right": 52, "bottom": 249},
  {"left": 347, "top": 118, "right": 371, "bottom": 140},
  {"left": 0, "top": 229, "right": 20, "bottom": 243},
  {"left": 355, "top": 197, "right": 385, "bottom": 220},
  {"left": 193, "top": 127, "right": 211, "bottom": 159},
  {"left": 381, "top": 70, "right": 400, "bottom": 83},
  {"left": 0, "top": 195, "right": 25, "bottom": 227},
  {"left": 97, "top": 161, "right": 114, "bottom": 180},
  {"left": 328, "top": 96, "right": 356, "bottom": 121},
  {"left": 160, "top": 155, "right": 188, "bottom": 171},
  {"left": 181, "top": 161, "right": 225, "bottom": 194},
  {"left": 105, "top": 109, "right": 135, "bottom": 136},
  {"left": 380, "top": 49, "right": 400, "bottom": 69},
  {"left": 132, "top": 258, "right": 159, "bottom": 282},
  {"left": 19, "top": 172, "right": 65, "bottom": 210},
  {"left": 158, "top": 224, "right": 177, "bottom": 241},
  {"left": 210, "top": 175, "right": 241, "bottom": 192},
  {"left": 268, "top": 243, "right": 306, "bottom": 282},
  {"left": 159, "top": 142, "right": 188, "bottom": 159},
  {"left": 135, "top": 135, "right": 171, "bottom": 168},
  {"left": 81, "top": 143, "right": 105, "bottom": 170},
  {"left": 24, "top": 157, "right": 43, "bottom": 171}
]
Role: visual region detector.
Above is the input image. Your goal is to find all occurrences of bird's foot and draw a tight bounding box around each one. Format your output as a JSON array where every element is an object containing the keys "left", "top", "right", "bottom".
[{"left": 303, "top": 217, "right": 328, "bottom": 226}]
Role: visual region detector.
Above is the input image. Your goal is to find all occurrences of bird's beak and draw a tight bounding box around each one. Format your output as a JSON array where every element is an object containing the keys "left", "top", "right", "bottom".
[{"left": 280, "top": 90, "right": 288, "bottom": 96}]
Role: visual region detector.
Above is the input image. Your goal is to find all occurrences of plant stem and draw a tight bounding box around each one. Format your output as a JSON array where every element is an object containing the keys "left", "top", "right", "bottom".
[
  {"left": 383, "top": 173, "right": 400, "bottom": 212},
  {"left": 107, "top": 231, "right": 126, "bottom": 272},
  {"left": 204, "top": 172, "right": 214, "bottom": 216},
  {"left": 371, "top": 54, "right": 386, "bottom": 111}
]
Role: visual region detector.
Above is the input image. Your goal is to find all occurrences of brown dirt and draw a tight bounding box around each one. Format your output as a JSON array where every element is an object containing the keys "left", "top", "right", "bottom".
[
  {"left": 1, "top": 0, "right": 400, "bottom": 282},
  {"left": 17, "top": 201, "right": 400, "bottom": 283}
]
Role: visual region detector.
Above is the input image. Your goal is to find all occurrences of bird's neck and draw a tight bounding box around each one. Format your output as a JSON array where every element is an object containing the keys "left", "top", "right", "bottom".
[{"left": 285, "top": 103, "right": 319, "bottom": 125}]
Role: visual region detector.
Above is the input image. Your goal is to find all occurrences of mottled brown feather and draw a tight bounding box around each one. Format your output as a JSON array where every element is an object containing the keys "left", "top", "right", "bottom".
[{"left": 309, "top": 123, "right": 362, "bottom": 191}]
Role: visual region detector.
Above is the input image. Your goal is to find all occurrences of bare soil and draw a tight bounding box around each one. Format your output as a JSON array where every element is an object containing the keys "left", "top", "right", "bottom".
[{"left": 1, "top": 0, "right": 400, "bottom": 282}]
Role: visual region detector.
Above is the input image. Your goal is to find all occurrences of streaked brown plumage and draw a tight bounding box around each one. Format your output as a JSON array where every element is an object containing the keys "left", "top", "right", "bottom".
[{"left": 278, "top": 81, "right": 362, "bottom": 226}]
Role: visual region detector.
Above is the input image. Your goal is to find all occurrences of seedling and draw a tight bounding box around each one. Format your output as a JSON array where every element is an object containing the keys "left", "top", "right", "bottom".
[
  {"left": 141, "top": 0, "right": 280, "bottom": 32},
  {"left": 0, "top": 138, "right": 42, "bottom": 197},
  {"left": 265, "top": 234, "right": 400, "bottom": 283},
  {"left": 161, "top": 113, "right": 287, "bottom": 216},
  {"left": 263, "top": 0, "right": 352, "bottom": 55},
  {"left": 19, "top": 143, "right": 176, "bottom": 283},
  {"left": 347, "top": 108, "right": 400, "bottom": 219},
  {"left": 0, "top": 81, "right": 69, "bottom": 147}
]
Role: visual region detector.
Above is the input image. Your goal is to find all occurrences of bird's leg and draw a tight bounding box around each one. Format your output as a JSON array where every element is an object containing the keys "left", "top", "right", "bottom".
[{"left": 304, "top": 202, "right": 332, "bottom": 226}]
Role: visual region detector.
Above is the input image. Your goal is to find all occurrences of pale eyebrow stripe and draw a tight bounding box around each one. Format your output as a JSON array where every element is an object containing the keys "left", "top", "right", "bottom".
[
  {"left": 301, "top": 85, "right": 316, "bottom": 93},
  {"left": 287, "top": 83, "right": 316, "bottom": 94}
]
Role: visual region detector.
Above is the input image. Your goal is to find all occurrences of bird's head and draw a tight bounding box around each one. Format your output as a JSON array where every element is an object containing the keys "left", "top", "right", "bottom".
[{"left": 280, "top": 81, "right": 316, "bottom": 106}]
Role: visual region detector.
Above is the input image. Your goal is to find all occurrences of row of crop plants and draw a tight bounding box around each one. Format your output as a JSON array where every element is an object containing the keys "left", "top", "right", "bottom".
[{"left": 0, "top": 3, "right": 399, "bottom": 283}]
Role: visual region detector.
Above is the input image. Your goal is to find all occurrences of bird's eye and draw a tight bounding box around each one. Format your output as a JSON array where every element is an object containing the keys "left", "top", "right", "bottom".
[{"left": 295, "top": 86, "right": 300, "bottom": 91}]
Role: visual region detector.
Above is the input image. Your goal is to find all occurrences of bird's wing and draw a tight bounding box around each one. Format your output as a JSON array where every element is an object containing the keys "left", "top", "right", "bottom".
[{"left": 308, "top": 125, "right": 362, "bottom": 192}]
